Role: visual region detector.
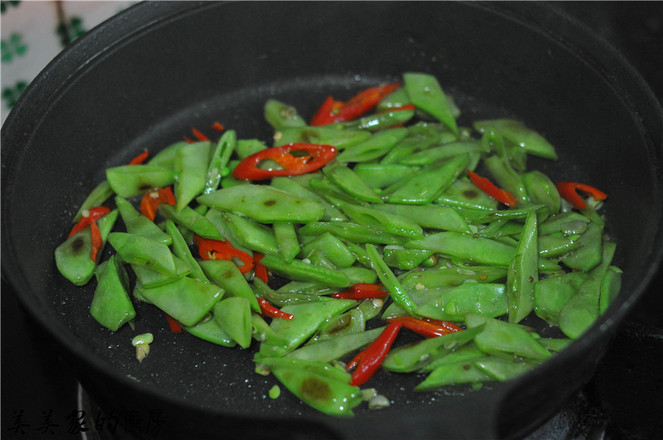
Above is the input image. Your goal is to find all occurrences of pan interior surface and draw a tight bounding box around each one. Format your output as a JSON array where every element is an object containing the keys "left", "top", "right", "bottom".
[{"left": 2, "top": 2, "right": 662, "bottom": 439}]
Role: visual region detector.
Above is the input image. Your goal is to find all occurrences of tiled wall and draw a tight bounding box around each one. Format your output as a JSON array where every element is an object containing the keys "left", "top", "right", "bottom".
[{"left": 1, "top": 0, "right": 134, "bottom": 124}]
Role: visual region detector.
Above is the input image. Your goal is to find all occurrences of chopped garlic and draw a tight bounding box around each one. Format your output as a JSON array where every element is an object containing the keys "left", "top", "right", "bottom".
[
  {"left": 131, "top": 332, "right": 153, "bottom": 363},
  {"left": 135, "top": 343, "right": 150, "bottom": 363},
  {"left": 368, "top": 395, "right": 391, "bottom": 410}
]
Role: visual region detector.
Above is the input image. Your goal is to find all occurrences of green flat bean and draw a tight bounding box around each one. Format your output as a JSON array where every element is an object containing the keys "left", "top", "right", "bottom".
[{"left": 197, "top": 184, "right": 325, "bottom": 224}]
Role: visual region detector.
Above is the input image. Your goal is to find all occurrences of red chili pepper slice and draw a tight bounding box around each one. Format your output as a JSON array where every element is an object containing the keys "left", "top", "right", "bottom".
[
  {"left": 139, "top": 187, "right": 176, "bottom": 221},
  {"left": 346, "top": 322, "right": 402, "bottom": 386},
  {"left": 193, "top": 235, "right": 255, "bottom": 274},
  {"left": 467, "top": 169, "right": 518, "bottom": 207},
  {"left": 556, "top": 181, "right": 608, "bottom": 210},
  {"left": 332, "top": 283, "right": 389, "bottom": 300},
  {"left": 253, "top": 253, "right": 269, "bottom": 283},
  {"left": 211, "top": 121, "right": 225, "bottom": 132},
  {"left": 89, "top": 219, "right": 103, "bottom": 262},
  {"left": 192, "top": 128, "right": 210, "bottom": 142},
  {"left": 68, "top": 206, "right": 112, "bottom": 238},
  {"left": 165, "top": 314, "right": 183, "bottom": 333},
  {"left": 310, "top": 83, "right": 401, "bottom": 126},
  {"left": 128, "top": 150, "right": 149, "bottom": 165},
  {"left": 257, "top": 298, "right": 294, "bottom": 320},
  {"left": 387, "top": 316, "right": 462, "bottom": 338},
  {"left": 232, "top": 143, "right": 337, "bottom": 181}
]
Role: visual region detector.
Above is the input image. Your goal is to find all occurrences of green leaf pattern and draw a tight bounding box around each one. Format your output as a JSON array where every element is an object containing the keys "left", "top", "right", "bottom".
[{"left": 1, "top": 1, "right": 133, "bottom": 119}]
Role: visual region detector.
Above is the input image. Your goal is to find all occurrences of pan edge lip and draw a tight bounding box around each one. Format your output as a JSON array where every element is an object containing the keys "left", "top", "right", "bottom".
[{"left": 1, "top": 0, "right": 662, "bottom": 432}]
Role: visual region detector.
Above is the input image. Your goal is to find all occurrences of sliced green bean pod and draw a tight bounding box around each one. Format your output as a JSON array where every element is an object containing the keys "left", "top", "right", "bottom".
[
  {"left": 236, "top": 138, "right": 267, "bottom": 159},
  {"left": 400, "top": 140, "right": 487, "bottom": 166},
  {"left": 506, "top": 209, "right": 538, "bottom": 323},
  {"left": 336, "top": 127, "right": 408, "bottom": 163},
  {"left": 90, "top": 255, "right": 135, "bottom": 331},
  {"left": 287, "top": 326, "right": 385, "bottom": 363},
  {"left": 199, "top": 259, "right": 261, "bottom": 313},
  {"left": 136, "top": 276, "right": 223, "bottom": 326},
  {"left": 73, "top": 180, "right": 114, "bottom": 221},
  {"left": 383, "top": 154, "right": 469, "bottom": 205},
  {"left": 473, "top": 357, "right": 539, "bottom": 382},
  {"left": 264, "top": 99, "right": 307, "bottom": 129},
  {"left": 298, "top": 221, "right": 406, "bottom": 246},
  {"left": 560, "top": 222, "right": 604, "bottom": 271},
  {"left": 214, "top": 297, "right": 252, "bottom": 349},
  {"left": 116, "top": 196, "right": 172, "bottom": 245},
  {"left": 107, "top": 232, "right": 185, "bottom": 277},
  {"left": 465, "top": 314, "right": 551, "bottom": 361},
  {"left": 300, "top": 232, "right": 356, "bottom": 268},
  {"left": 106, "top": 165, "right": 176, "bottom": 198},
  {"left": 204, "top": 129, "right": 236, "bottom": 194},
  {"left": 383, "top": 326, "right": 483, "bottom": 373},
  {"left": 322, "top": 161, "right": 383, "bottom": 204},
  {"left": 559, "top": 241, "right": 616, "bottom": 339},
  {"left": 373, "top": 203, "right": 470, "bottom": 233},
  {"left": 256, "top": 298, "right": 357, "bottom": 358},
  {"left": 274, "top": 126, "right": 370, "bottom": 149},
  {"left": 334, "top": 201, "right": 424, "bottom": 239},
  {"left": 416, "top": 361, "right": 493, "bottom": 391},
  {"left": 223, "top": 212, "right": 278, "bottom": 255},
  {"left": 416, "top": 282, "right": 508, "bottom": 321},
  {"left": 259, "top": 254, "right": 350, "bottom": 288},
  {"left": 473, "top": 119, "right": 558, "bottom": 160},
  {"left": 174, "top": 141, "right": 211, "bottom": 211},
  {"left": 197, "top": 184, "right": 325, "bottom": 224},
  {"left": 599, "top": 266, "right": 622, "bottom": 314},
  {"left": 270, "top": 176, "right": 347, "bottom": 221},
  {"left": 55, "top": 210, "right": 119, "bottom": 286},
  {"left": 533, "top": 271, "right": 588, "bottom": 325},
  {"left": 184, "top": 315, "right": 237, "bottom": 347},
  {"left": 262, "top": 358, "right": 363, "bottom": 416},
  {"left": 333, "top": 107, "right": 414, "bottom": 132},
  {"left": 353, "top": 163, "right": 419, "bottom": 190},
  {"left": 159, "top": 204, "right": 224, "bottom": 241},
  {"left": 403, "top": 72, "right": 458, "bottom": 134},
  {"left": 365, "top": 243, "right": 417, "bottom": 315}
]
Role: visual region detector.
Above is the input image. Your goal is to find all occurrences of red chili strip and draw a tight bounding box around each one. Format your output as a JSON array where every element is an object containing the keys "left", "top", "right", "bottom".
[
  {"left": 377, "top": 103, "right": 416, "bottom": 114},
  {"left": 311, "top": 83, "right": 401, "bottom": 126},
  {"left": 68, "top": 206, "right": 112, "bottom": 238},
  {"left": 556, "top": 181, "right": 608, "bottom": 210},
  {"left": 192, "top": 128, "right": 210, "bottom": 142},
  {"left": 387, "top": 316, "right": 462, "bottom": 338},
  {"left": 467, "top": 169, "right": 518, "bottom": 207},
  {"left": 346, "top": 321, "right": 402, "bottom": 386},
  {"left": 193, "top": 235, "right": 255, "bottom": 274},
  {"left": 211, "top": 121, "right": 225, "bottom": 132},
  {"left": 257, "top": 298, "right": 294, "bottom": 320},
  {"left": 233, "top": 143, "right": 337, "bottom": 181},
  {"left": 165, "top": 314, "right": 183, "bottom": 333},
  {"left": 139, "top": 187, "right": 176, "bottom": 221},
  {"left": 253, "top": 253, "right": 269, "bottom": 283},
  {"left": 332, "top": 283, "right": 389, "bottom": 300},
  {"left": 128, "top": 150, "right": 149, "bottom": 165},
  {"left": 89, "top": 219, "right": 103, "bottom": 262}
]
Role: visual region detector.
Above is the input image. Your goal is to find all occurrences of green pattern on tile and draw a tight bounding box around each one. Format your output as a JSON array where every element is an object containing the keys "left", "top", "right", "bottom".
[
  {"left": 0, "top": 0, "right": 21, "bottom": 14},
  {"left": 56, "top": 16, "right": 87, "bottom": 47},
  {"left": 1, "top": 33, "right": 28, "bottom": 63},
  {"left": 2, "top": 80, "right": 28, "bottom": 109}
]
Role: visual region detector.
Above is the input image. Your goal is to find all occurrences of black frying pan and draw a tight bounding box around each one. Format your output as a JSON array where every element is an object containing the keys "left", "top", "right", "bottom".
[{"left": 2, "top": 2, "right": 662, "bottom": 439}]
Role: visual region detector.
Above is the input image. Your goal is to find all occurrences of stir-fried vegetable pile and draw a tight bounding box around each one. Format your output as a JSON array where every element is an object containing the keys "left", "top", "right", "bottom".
[{"left": 55, "top": 72, "right": 621, "bottom": 416}]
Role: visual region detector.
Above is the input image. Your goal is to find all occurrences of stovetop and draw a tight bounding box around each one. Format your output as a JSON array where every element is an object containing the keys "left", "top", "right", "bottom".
[{"left": 2, "top": 3, "right": 663, "bottom": 439}]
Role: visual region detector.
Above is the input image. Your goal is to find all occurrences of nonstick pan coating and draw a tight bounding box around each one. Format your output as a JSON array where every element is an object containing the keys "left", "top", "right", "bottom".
[{"left": 2, "top": 2, "right": 662, "bottom": 439}]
